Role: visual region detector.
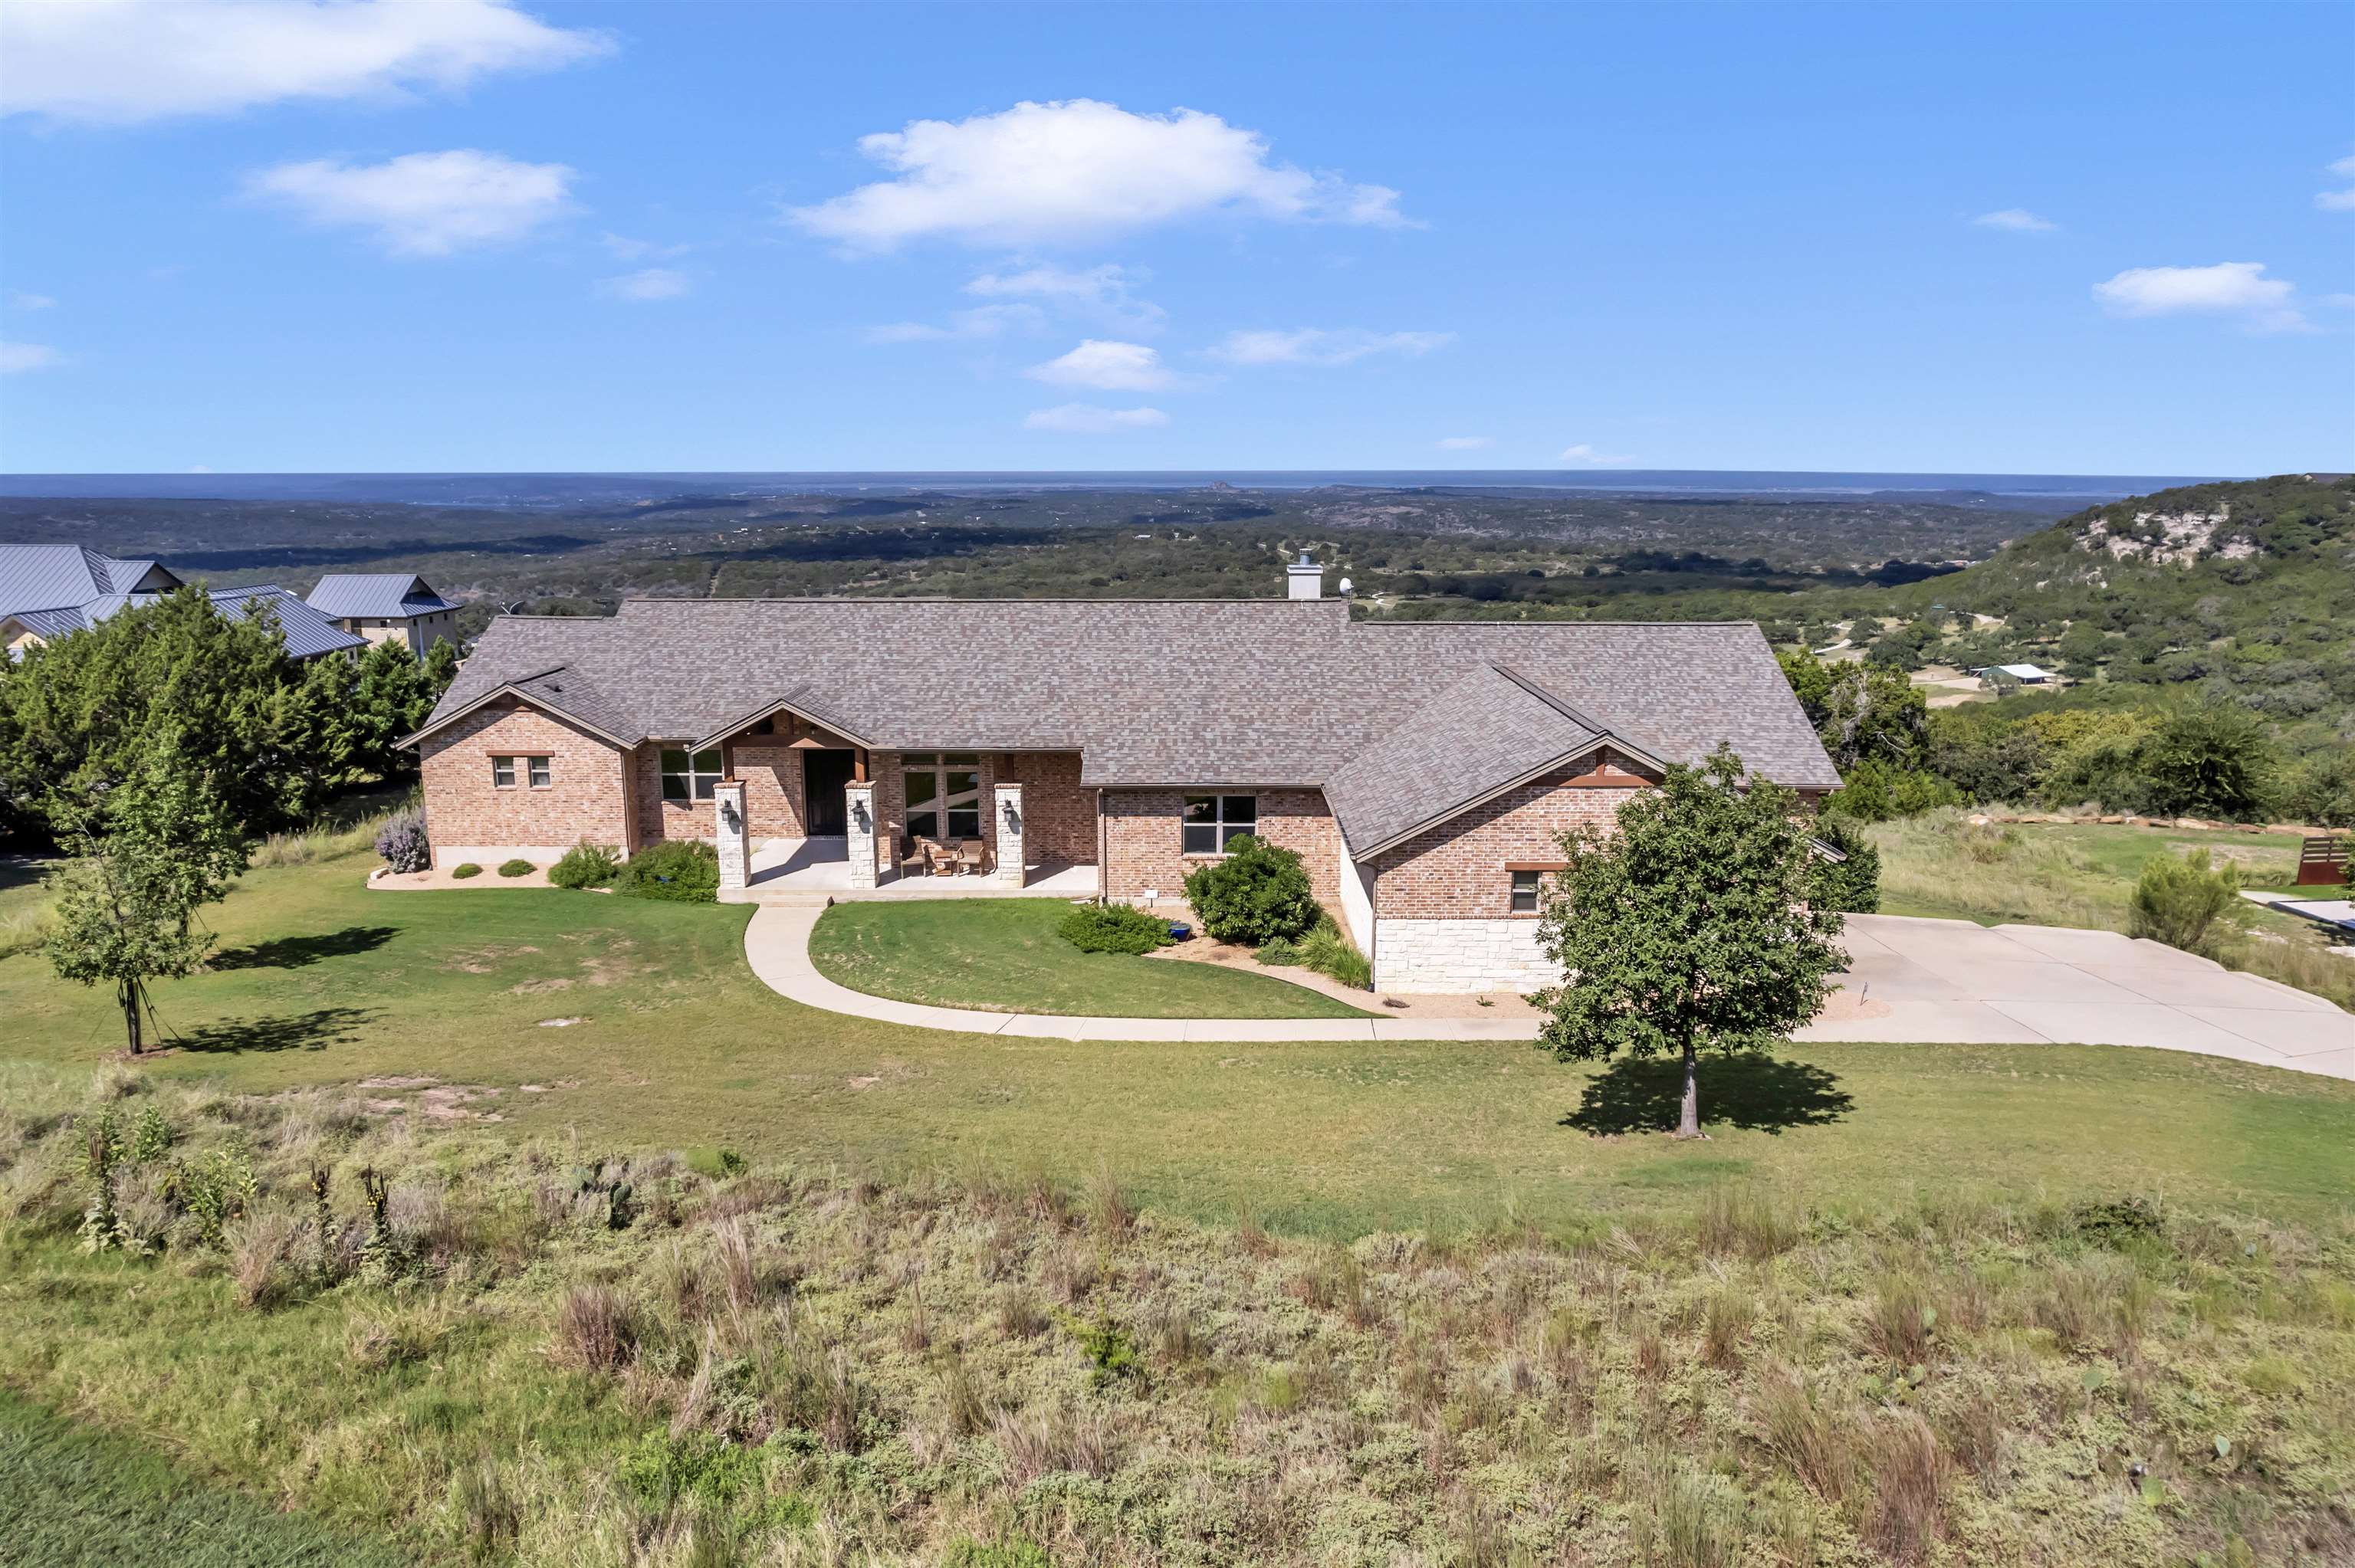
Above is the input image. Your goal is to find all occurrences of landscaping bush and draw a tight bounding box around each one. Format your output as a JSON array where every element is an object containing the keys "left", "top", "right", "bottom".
[
  {"left": 1298, "top": 914, "right": 1373, "bottom": 990},
  {"left": 613, "top": 840, "right": 719, "bottom": 904},
  {"left": 1808, "top": 816, "right": 1881, "bottom": 914},
  {"left": 449, "top": 863, "right": 482, "bottom": 880},
  {"left": 548, "top": 842, "right": 622, "bottom": 890},
  {"left": 373, "top": 810, "right": 429, "bottom": 874},
  {"left": 1253, "top": 936, "right": 1303, "bottom": 966},
  {"left": 1059, "top": 902, "right": 1174, "bottom": 956},
  {"left": 1181, "top": 835, "right": 1317, "bottom": 946},
  {"left": 2126, "top": 848, "right": 2248, "bottom": 957},
  {"left": 1821, "top": 758, "right": 1964, "bottom": 824},
  {"left": 496, "top": 858, "right": 535, "bottom": 879}
]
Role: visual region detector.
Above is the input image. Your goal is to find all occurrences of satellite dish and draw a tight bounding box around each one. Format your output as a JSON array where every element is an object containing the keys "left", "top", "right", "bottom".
[{"left": 1338, "top": 577, "right": 1355, "bottom": 596}]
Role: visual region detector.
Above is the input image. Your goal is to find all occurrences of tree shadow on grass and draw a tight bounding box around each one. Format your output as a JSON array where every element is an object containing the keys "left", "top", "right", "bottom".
[
  {"left": 175, "top": 1006, "right": 380, "bottom": 1054},
  {"left": 209, "top": 926, "right": 399, "bottom": 971},
  {"left": 1562, "top": 1052, "right": 1854, "bottom": 1137}
]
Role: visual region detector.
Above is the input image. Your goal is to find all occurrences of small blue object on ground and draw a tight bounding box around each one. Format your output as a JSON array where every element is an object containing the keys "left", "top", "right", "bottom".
[{"left": 1167, "top": 923, "right": 1192, "bottom": 940}]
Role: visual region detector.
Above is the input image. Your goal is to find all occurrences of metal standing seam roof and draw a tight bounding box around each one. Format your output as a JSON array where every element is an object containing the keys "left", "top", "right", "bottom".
[
  {"left": 5, "top": 585, "right": 365, "bottom": 662},
  {"left": 411, "top": 599, "right": 1842, "bottom": 855},
  {"left": 0, "top": 545, "right": 183, "bottom": 617},
  {"left": 305, "top": 573, "right": 462, "bottom": 619}
]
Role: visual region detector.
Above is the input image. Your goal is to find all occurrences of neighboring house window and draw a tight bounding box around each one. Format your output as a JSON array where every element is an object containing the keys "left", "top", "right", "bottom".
[
  {"left": 492, "top": 756, "right": 516, "bottom": 788},
  {"left": 1506, "top": 864, "right": 1564, "bottom": 914},
  {"left": 662, "top": 747, "right": 723, "bottom": 801},
  {"left": 528, "top": 756, "right": 551, "bottom": 788},
  {"left": 902, "top": 753, "right": 981, "bottom": 840},
  {"left": 1182, "top": 794, "right": 1256, "bottom": 855}
]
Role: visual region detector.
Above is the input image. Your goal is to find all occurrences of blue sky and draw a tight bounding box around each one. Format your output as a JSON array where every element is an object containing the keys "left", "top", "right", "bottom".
[{"left": 2, "top": 0, "right": 2350, "bottom": 475}]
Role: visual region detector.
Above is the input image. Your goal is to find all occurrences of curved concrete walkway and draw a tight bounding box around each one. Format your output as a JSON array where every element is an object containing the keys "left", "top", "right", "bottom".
[{"left": 745, "top": 904, "right": 2353, "bottom": 1076}]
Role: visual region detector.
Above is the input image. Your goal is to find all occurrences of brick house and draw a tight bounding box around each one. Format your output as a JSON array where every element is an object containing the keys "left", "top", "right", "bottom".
[{"left": 402, "top": 563, "right": 1838, "bottom": 992}]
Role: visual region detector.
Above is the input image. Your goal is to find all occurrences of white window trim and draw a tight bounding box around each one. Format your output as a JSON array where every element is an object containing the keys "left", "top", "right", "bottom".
[
  {"left": 1181, "top": 793, "right": 1258, "bottom": 857},
  {"left": 527, "top": 756, "right": 552, "bottom": 789},
  {"left": 491, "top": 755, "right": 516, "bottom": 789}
]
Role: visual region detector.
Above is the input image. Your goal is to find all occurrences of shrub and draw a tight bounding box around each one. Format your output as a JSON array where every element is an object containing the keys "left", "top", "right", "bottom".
[
  {"left": 1297, "top": 914, "right": 1372, "bottom": 989},
  {"left": 553, "top": 1283, "right": 637, "bottom": 1370},
  {"left": 1059, "top": 902, "right": 1174, "bottom": 955},
  {"left": 1822, "top": 759, "right": 1965, "bottom": 824},
  {"left": 373, "top": 810, "right": 429, "bottom": 873},
  {"left": 548, "top": 841, "right": 622, "bottom": 889},
  {"left": 1182, "top": 835, "right": 1317, "bottom": 946},
  {"left": 2126, "top": 848, "right": 2248, "bottom": 957},
  {"left": 449, "top": 863, "right": 482, "bottom": 880},
  {"left": 613, "top": 840, "right": 719, "bottom": 903},
  {"left": 1253, "top": 935, "right": 1304, "bottom": 966},
  {"left": 496, "top": 858, "right": 535, "bottom": 879},
  {"left": 1808, "top": 816, "right": 1880, "bottom": 913}
]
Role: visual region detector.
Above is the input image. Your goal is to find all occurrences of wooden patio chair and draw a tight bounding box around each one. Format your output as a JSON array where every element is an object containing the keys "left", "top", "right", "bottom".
[
  {"left": 895, "top": 837, "right": 931, "bottom": 879},
  {"left": 954, "top": 838, "right": 988, "bottom": 876}
]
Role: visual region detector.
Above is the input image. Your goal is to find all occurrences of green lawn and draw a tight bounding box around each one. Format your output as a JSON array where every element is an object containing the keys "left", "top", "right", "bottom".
[
  {"left": 0, "top": 1388, "right": 407, "bottom": 1567},
  {"left": 2, "top": 851, "right": 2350, "bottom": 1238},
  {"left": 806, "top": 897, "right": 1371, "bottom": 1019}
]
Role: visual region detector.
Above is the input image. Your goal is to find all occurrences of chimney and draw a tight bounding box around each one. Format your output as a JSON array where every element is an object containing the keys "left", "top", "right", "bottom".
[{"left": 1286, "top": 552, "right": 1323, "bottom": 600}]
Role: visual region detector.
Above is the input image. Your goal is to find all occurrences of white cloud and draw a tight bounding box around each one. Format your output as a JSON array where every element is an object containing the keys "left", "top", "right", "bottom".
[
  {"left": 1972, "top": 208, "right": 2056, "bottom": 232},
  {"left": 1026, "top": 339, "right": 1176, "bottom": 392},
  {"left": 246, "top": 149, "right": 575, "bottom": 257},
  {"left": 598, "top": 267, "right": 689, "bottom": 301},
  {"left": 1023, "top": 403, "right": 1169, "bottom": 433},
  {"left": 966, "top": 263, "right": 1165, "bottom": 332},
  {"left": 787, "top": 98, "right": 1407, "bottom": 251},
  {"left": 2093, "top": 261, "right": 2307, "bottom": 331},
  {"left": 11, "top": 293, "right": 57, "bottom": 310},
  {"left": 1559, "top": 443, "right": 1636, "bottom": 466},
  {"left": 599, "top": 231, "right": 689, "bottom": 261},
  {"left": 1204, "top": 327, "right": 1453, "bottom": 367},
  {"left": 864, "top": 304, "right": 1046, "bottom": 343},
  {"left": 1, "top": 342, "right": 63, "bottom": 373},
  {"left": 1436, "top": 435, "right": 1494, "bottom": 451},
  {"left": 0, "top": 0, "right": 609, "bottom": 124},
  {"left": 2317, "top": 153, "right": 2355, "bottom": 212}
]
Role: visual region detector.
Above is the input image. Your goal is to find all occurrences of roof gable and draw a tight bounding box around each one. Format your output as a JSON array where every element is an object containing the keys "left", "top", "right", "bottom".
[{"left": 307, "top": 572, "right": 461, "bottom": 619}]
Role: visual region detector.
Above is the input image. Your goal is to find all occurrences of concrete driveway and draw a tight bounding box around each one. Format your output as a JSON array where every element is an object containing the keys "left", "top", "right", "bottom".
[{"left": 1801, "top": 914, "right": 2353, "bottom": 1080}]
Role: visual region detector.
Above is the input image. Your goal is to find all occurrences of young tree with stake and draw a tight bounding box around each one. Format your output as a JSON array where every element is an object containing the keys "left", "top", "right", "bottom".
[
  {"left": 42, "top": 732, "right": 249, "bottom": 1055},
  {"left": 1536, "top": 746, "right": 1845, "bottom": 1139}
]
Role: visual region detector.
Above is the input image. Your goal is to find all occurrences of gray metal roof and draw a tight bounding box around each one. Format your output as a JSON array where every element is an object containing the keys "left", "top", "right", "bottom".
[
  {"left": 5, "top": 584, "right": 364, "bottom": 662},
  {"left": 0, "top": 545, "right": 182, "bottom": 617},
  {"left": 307, "top": 573, "right": 461, "bottom": 619},
  {"left": 414, "top": 599, "right": 1841, "bottom": 839}
]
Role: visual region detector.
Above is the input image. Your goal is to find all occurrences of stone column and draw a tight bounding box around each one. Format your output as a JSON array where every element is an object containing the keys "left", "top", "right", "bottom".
[
  {"left": 994, "top": 781, "right": 1025, "bottom": 886},
  {"left": 844, "top": 780, "right": 878, "bottom": 889},
  {"left": 713, "top": 779, "right": 750, "bottom": 894}
]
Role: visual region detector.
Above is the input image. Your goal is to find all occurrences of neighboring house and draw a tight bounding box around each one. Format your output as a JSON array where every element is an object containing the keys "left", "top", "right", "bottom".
[
  {"left": 1971, "top": 663, "right": 2054, "bottom": 687},
  {"left": 404, "top": 563, "right": 1841, "bottom": 992},
  {"left": 305, "top": 573, "right": 462, "bottom": 657},
  {"left": 0, "top": 545, "right": 363, "bottom": 662}
]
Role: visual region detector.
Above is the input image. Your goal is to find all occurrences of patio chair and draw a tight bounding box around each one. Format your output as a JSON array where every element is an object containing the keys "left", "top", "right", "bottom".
[
  {"left": 954, "top": 838, "right": 989, "bottom": 876},
  {"left": 896, "top": 837, "right": 931, "bottom": 879}
]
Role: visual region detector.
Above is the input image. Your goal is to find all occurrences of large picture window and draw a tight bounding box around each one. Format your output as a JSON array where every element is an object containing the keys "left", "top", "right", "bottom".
[
  {"left": 1182, "top": 794, "right": 1256, "bottom": 855},
  {"left": 661, "top": 747, "right": 723, "bottom": 802},
  {"left": 902, "top": 753, "right": 981, "bottom": 841}
]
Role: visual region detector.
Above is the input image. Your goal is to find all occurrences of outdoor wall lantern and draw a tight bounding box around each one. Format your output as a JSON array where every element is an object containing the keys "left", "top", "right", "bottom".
[
  {"left": 721, "top": 798, "right": 742, "bottom": 832},
  {"left": 1001, "top": 799, "right": 1022, "bottom": 831},
  {"left": 852, "top": 798, "right": 872, "bottom": 833}
]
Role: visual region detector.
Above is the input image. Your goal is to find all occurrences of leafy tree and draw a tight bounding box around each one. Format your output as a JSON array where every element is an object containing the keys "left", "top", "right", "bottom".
[
  {"left": 2139, "top": 703, "right": 2277, "bottom": 821},
  {"left": 1820, "top": 758, "right": 1966, "bottom": 823},
  {"left": 1776, "top": 647, "right": 1930, "bottom": 772},
  {"left": 1807, "top": 816, "right": 1880, "bottom": 914},
  {"left": 2125, "top": 849, "right": 2248, "bottom": 957},
  {"left": 1536, "top": 746, "right": 1847, "bottom": 1140},
  {"left": 43, "top": 733, "right": 249, "bottom": 1055}
]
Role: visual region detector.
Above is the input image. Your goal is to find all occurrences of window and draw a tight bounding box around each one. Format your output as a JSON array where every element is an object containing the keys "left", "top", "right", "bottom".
[
  {"left": 1509, "top": 869, "right": 1543, "bottom": 914},
  {"left": 527, "top": 756, "right": 551, "bottom": 789},
  {"left": 491, "top": 756, "right": 515, "bottom": 789},
  {"left": 1182, "top": 795, "right": 1256, "bottom": 855},
  {"left": 902, "top": 753, "right": 981, "bottom": 840},
  {"left": 661, "top": 747, "right": 723, "bottom": 802}
]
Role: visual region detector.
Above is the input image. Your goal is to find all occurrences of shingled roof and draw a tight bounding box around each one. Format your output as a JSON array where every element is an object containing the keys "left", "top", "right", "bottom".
[{"left": 412, "top": 598, "right": 1840, "bottom": 853}]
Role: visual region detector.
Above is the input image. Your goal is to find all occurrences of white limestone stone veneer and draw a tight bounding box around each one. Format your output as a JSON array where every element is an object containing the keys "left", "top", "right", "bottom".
[{"left": 1374, "top": 917, "right": 1563, "bottom": 995}]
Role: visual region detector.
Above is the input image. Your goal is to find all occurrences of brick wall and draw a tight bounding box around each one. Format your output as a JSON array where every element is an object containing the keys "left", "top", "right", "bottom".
[
  {"left": 1102, "top": 786, "right": 1342, "bottom": 908},
  {"left": 999, "top": 752, "right": 1095, "bottom": 865},
  {"left": 731, "top": 741, "right": 806, "bottom": 839},
  {"left": 418, "top": 700, "right": 631, "bottom": 864},
  {"left": 632, "top": 743, "right": 714, "bottom": 848},
  {"left": 1369, "top": 756, "right": 1652, "bottom": 920}
]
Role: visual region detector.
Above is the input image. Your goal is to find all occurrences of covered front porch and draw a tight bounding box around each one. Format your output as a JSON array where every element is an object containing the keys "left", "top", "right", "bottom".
[{"left": 724, "top": 835, "right": 1101, "bottom": 904}]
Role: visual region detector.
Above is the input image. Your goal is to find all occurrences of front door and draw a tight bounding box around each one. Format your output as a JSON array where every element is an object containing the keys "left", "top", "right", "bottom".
[{"left": 803, "top": 750, "right": 854, "bottom": 836}]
